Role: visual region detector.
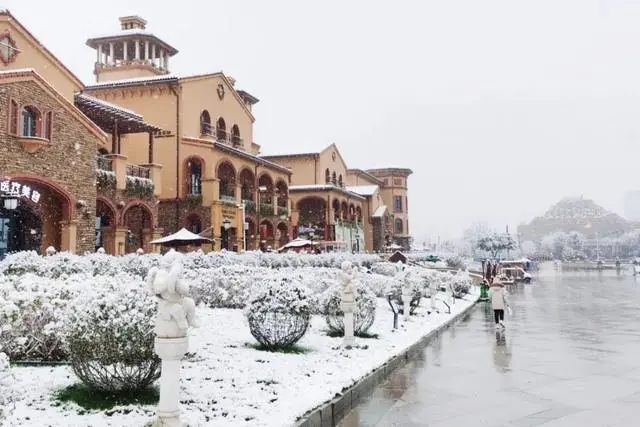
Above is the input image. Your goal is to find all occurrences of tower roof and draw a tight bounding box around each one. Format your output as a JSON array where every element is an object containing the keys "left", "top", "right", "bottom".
[{"left": 86, "top": 16, "right": 178, "bottom": 56}]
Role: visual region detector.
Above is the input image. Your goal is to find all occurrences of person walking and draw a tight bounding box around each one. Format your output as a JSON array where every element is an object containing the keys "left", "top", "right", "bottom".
[{"left": 490, "top": 276, "right": 509, "bottom": 329}]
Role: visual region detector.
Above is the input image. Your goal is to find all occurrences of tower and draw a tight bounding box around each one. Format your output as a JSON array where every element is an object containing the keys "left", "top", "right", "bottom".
[{"left": 86, "top": 16, "right": 178, "bottom": 82}]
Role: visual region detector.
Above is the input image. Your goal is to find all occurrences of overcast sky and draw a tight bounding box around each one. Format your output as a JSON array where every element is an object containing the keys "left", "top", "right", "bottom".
[{"left": 6, "top": 0, "right": 640, "bottom": 242}]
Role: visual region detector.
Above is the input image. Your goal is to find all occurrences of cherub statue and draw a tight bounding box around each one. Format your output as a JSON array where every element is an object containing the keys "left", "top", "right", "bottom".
[
  {"left": 338, "top": 260, "right": 357, "bottom": 303},
  {"left": 146, "top": 249, "right": 198, "bottom": 338}
]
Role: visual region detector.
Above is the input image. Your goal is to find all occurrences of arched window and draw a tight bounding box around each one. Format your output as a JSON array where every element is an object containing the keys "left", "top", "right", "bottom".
[
  {"left": 9, "top": 100, "right": 18, "bottom": 135},
  {"left": 43, "top": 111, "right": 52, "bottom": 140},
  {"left": 186, "top": 158, "right": 202, "bottom": 195},
  {"left": 21, "top": 106, "right": 40, "bottom": 137},
  {"left": 200, "top": 110, "right": 212, "bottom": 135},
  {"left": 325, "top": 169, "right": 330, "bottom": 184},
  {"left": 338, "top": 174, "right": 343, "bottom": 188},
  {"left": 216, "top": 117, "right": 227, "bottom": 142},
  {"left": 331, "top": 171, "right": 337, "bottom": 185},
  {"left": 395, "top": 218, "right": 403, "bottom": 233},
  {"left": 231, "top": 124, "right": 241, "bottom": 147}
]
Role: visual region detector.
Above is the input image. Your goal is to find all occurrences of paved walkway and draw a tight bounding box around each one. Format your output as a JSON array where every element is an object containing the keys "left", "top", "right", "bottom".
[{"left": 339, "top": 266, "right": 640, "bottom": 426}]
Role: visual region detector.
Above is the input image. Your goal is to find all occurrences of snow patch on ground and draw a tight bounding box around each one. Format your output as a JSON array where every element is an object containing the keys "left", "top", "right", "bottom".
[{"left": 5, "top": 295, "right": 476, "bottom": 427}]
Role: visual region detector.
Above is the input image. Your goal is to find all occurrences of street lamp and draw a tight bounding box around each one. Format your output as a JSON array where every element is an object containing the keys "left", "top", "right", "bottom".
[
  {"left": 222, "top": 218, "right": 231, "bottom": 250},
  {"left": 355, "top": 231, "right": 360, "bottom": 253}
]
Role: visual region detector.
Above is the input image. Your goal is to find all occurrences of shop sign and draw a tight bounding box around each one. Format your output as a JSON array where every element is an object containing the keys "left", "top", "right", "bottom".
[
  {"left": 222, "top": 206, "right": 236, "bottom": 220},
  {"left": 0, "top": 180, "right": 41, "bottom": 203}
]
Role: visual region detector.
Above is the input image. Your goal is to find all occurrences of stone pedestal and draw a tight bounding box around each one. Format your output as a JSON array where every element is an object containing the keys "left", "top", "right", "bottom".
[
  {"left": 341, "top": 300, "right": 355, "bottom": 348},
  {"left": 154, "top": 336, "right": 189, "bottom": 427},
  {"left": 402, "top": 292, "right": 412, "bottom": 320}
]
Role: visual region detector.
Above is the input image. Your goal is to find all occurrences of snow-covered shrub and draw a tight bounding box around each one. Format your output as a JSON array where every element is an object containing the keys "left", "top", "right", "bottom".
[
  {"left": 0, "top": 350, "right": 16, "bottom": 422},
  {"left": 385, "top": 273, "right": 424, "bottom": 315},
  {"left": 445, "top": 254, "right": 465, "bottom": 270},
  {"left": 64, "top": 275, "right": 159, "bottom": 392},
  {"left": 320, "top": 282, "right": 376, "bottom": 336},
  {"left": 358, "top": 272, "right": 395, "bottom": 297},
  {"left": 370, "top": 262, "right": 397, "bottom": 277},
  {"left": 0, "top": 274, "right": 84, "bottom": 361},
  {"left": 245, "top": 276, "right": 312, "bottom": 350},
  {"left": 450, "top": 270, "right": 472, "bottom": 298}
]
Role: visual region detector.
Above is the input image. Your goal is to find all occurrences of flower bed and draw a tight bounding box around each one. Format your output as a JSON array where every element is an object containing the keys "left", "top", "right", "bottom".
[
  {"left": 5, "top": 295, "right": 476, "bottom": 426},
  {"left": 0, "top": 250, "right": 475, "bottom": 426}
]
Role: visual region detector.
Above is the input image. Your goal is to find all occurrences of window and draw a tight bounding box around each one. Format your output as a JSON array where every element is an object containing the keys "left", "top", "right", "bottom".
[
  {"left": 325, "top": 168, "right": 330, "bottom": 184},
  {"left": 394, "top": 195, "right": 402, "bottom": 212},
  {"left": 186, "top": 158, "right": 202, "bottom": 195},
  {"left": 231, "top": 124, "right": 241, "bottom": 147},
  {"left": 394, "top": 178, "right": 403, "bottom": 186},
  {"left": 383, "top": 178, "right": 389, "bottom": 186},
  {"left": 9, "top": 100, "right": 18, "bottom": 135},
  {"left": 405, "top": 196, "right": 408, "bottom": 212},
  {"left": 338, "top": 174, "right": 343, "bottom": 188},
  {"left": 200, "top": 110, "right": 211, "bottom": 135},
  {"left": 332, "top": 171, "right": 337, "bottom": 185},
  {"left": 395, "top": 218, "right": 403, "bottom": 233},
  {"left": 21, "top": 106, "right": 40, "bottom": 137},
  {"left": 216, "top": 117, "right": 227, "bottom": 142}
]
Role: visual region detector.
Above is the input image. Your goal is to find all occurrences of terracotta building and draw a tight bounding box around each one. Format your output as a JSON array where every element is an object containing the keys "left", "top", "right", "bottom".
[
  {"left": 0, "top": 11, "right": 163, "bottom": 256},
  {"left": 80, "top": 16, "right": 292, "bottom": 251},
  {"left": 263, "top": 145, "right": 413, "bottom": 252}
]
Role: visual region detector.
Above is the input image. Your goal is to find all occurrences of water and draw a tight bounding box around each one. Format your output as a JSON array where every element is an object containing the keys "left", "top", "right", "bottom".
[{"left": 339, "top": 264, "right": 640, "bottom": 427}]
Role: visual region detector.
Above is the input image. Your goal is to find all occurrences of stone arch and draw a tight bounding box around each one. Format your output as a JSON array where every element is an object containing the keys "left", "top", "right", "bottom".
[
  {"left": 356, "top": 206, "right": 363, "bottom": 222},
  {"left": 298, "top": 197, "right": 327, "bottom": 229},
  {"left": 340, "top": 201, "right": 348, "bottom": 220},
  {"left": 258, "top": 173, "right": 274, "bottom": 202},
  {"left": 216, "top": 160, "right": 237, "bottom": 199},
  {"left": 239, "top": 167, "right": 255, "bottom": 201},
  {"left": 277, "top": 221, "right": 289, "bottom": 247},
  {"left": 120, "top": 200, "right": 155, "bottom": 227},
  {"left": 348, "top": 203, "right": 356, "bottom": 221},
  {"left": 332, "top": 198, "right": 340, "bottom": 220},
  {"left": 275, "top": 179, "right": 288, "bottom": 208},
  {"left": 4, "top": 173, "right": 75, "bottom": 220},
  {"left": 183, "top": 155, "right": 205, "bottom": 195},
  {"left": 121, "top": 200, "right": 154, "bottom": 253}
]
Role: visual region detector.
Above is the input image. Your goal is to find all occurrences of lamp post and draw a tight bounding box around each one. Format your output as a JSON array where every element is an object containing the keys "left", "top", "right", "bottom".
[
  {"left": 222, "top": 218, "right": 231, "bottom": 250},
  {"left": 355, "top": 231, "right": 360, "bottom": 253}
]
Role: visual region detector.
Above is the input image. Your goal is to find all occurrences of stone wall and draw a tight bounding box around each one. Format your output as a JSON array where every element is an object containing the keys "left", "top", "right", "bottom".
[
  {"left": 0, "top": 80, "right": 102, "bottom": 254},
  {"left": 158, "top": 199, "right": 212, "bottom": 236}
]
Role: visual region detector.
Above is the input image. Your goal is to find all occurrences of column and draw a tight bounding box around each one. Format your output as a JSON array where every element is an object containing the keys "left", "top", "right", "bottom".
[
  {"left": 135, "top": 39, "right": 140, "bottom": 60},
  {"left": 272, "top": 194, "right": 278, "bottom": 216},
  {"left": 109, "top": 42, "right": 114, "bottom": 65},
  {"left": 164, "top": 51, "right": 169, "bottom": 70},
  {"left": 60, "top": 220, "right": 78, "bottom": 253},
  {"left": 97, "top": 44, "right": 102, "bottom": 64},
  {"left": 123, "top": 41, "right": 128, "bottom": 61},
  {"left": 235, "top": 184, "right": 242, "bottom": 204},
  {"left": 159, "top": 49, "right": 165, "bottom": 69},
  {"left": 152, "top": 44, "right": 156, "bottom": 66},
  {"left": 145, "top": 40, "right": 150, "bottom": 62}
]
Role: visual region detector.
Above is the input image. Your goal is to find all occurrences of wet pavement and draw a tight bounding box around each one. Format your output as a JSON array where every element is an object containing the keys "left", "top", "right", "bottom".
[{"left": 339, "top": 264, "right": 640, "bottom": 427}]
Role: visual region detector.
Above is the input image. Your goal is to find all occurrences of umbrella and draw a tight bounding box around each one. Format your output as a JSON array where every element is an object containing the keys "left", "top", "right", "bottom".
[
  {"left": 150, "top": 228, "right": 213, "bottom": 247},
  {"left": 278, "top": 238, "right": 315, "bottom": 252}
]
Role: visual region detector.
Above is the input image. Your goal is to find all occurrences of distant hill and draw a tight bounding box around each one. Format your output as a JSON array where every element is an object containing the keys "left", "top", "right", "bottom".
[{"left": 518, "top": 196, "right": 630, "bottom": 242}]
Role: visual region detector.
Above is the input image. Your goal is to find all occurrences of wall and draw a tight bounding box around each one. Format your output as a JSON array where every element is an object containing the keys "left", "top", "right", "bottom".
[
  {"left": 96, "top": 66, "right": 160, "bottom": 82},
  {"left": 318, "top": 146, "right": 348, "bottom": 187},
  {"left": 0, "top": 17, "right": 82, "bottom": 101},
  {"left": 0, "top": 79, "right": 100, "bottom": 253},
  {"left": 180, "top": 75, "right": 254, "bottom": 149}
]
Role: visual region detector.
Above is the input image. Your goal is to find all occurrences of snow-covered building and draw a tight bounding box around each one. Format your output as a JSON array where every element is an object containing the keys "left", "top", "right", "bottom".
[{"left": 0, "top": 10, "right": 163, "bottom": 256}]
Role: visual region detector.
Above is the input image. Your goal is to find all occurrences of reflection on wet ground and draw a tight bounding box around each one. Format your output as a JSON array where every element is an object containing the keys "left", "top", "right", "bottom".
[{"left": 339, "top": 265, "right": 640, "bottom": 426}]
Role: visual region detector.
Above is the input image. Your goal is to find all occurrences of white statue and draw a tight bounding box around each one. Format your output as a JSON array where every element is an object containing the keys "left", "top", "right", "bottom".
[
  {"left": 96, "top": 247, "right": 106, "bottom": 254},
  {"left": 146, "top": 249, "right": 198, "bottom": 338},
  {"left": 339, "top": 261, "right": 357, "bottom": 303},
  {"left": 136, "top": 248, "right": 144, "bottom": 255}
]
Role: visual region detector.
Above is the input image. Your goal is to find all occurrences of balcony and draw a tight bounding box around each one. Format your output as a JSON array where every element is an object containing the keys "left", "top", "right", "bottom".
[
  {"left": 126, "top": 164, "right": 150, "bottom": 179},
  {"left": 199, "top": 122, "right": 244, "bottom": 148}
]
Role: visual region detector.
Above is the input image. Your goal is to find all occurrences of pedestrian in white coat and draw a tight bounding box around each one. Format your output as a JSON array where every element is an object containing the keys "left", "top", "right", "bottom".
[{"left": 490, "top": 277, "right": 509, "bottom": 329}]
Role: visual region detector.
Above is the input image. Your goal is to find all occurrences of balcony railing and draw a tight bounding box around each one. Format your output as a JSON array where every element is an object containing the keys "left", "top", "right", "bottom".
[
  {"left": 201, "top": 122, "right": 213, "bottom": 136},
  {"left": 97, "top": 156, "right": 113, "bottom": 172},
  {"left": 126, "top": 164, "right": 150, "bottom": 179},
  {"left": 199, "top": 122, "right": 244, "bottom": 148},
  {"left": 220, "top": 194, "right": 236, "bottom": 203}
]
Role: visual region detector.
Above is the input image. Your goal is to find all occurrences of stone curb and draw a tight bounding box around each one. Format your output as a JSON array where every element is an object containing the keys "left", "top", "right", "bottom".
[{"left": 295, "top": 297, "right": 480, "bottom": 427}]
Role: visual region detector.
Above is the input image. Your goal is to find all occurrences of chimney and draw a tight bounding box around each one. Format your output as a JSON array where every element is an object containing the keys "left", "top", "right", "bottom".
[{"left": 119, "top": 16, "right": 147, "bottom": 31}]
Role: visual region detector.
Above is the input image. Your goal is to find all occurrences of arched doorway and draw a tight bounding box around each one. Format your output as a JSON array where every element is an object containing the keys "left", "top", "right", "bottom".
[
  {"left": 217, "top": 161, "right": 236, "bottom": 201},
  {"left": 259, "top": 219, "right": 274, "bottom": 250},
  {"left": 297, "top": 197, "right": 327, "bottom": 240},
  {"left": 122, "top": 203, "right": 153, "bottom": 253},
  {"left": 1, "top": 176, "right": 71, "bottom": 257},
  {"left": 96, "top": 199, "right": 117, "bottom": 253},
  {"left": 0, "top": 203, "right": 42, "bottom": 258}
]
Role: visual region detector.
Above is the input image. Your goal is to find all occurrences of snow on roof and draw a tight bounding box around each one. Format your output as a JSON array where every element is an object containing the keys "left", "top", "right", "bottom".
[
  {"left": 75, "top": 93, "right": 142, "bottom": 118},
  {"left": 373, "top": 205, "right": 388, "bottom": 217},
  {"left": 85, "top": 74, "right": 179, "bottom": 88},
  {"left": 289, "top": 184, "right": 335, "bottom": 191},
  {"left": 90, "top": 29, "right": 155, "bottom": 39},
  {"left": 0, "top": 67, "right": 35, "bottom": 75},
  {"left": 346, "top": 185, "right": 378, "bottom": 196}
]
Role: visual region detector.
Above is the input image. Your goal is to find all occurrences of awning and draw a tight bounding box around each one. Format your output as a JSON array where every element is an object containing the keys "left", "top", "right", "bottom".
[{"left": 150, "top": 228, "right": 213, "bottom": 247}]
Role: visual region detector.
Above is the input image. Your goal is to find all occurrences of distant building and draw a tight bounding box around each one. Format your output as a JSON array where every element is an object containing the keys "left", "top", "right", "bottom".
[{"left": 623, "top": 191, "right": 640, "bottom": 222}]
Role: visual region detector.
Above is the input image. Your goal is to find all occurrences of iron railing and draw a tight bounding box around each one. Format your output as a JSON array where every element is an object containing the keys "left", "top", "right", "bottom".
[{"left": 126, "top": 164, "right": 150, "bottom": 179}]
